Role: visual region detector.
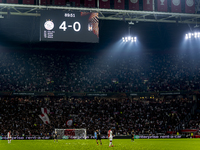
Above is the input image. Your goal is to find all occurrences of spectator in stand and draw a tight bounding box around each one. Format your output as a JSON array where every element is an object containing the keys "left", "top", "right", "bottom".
[
  {"left": 0, "top": 96, "right": 194, "bottom": 136},
  {"left": 0, "top": 51, "right": 200, "bottom": 93}
]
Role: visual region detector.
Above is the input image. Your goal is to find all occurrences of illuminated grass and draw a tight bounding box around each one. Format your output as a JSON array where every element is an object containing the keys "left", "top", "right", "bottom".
[{"left": 0, "top": 139, "right": 200, "bottom": 150}]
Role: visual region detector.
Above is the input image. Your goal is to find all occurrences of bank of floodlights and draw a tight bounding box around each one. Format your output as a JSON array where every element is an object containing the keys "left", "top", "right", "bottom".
[
  {"left": 122, "top": 36, "right": 137, "bottom": 42},
  {"left": 185, "top": 32, "right": 200, "bottom": 40}
]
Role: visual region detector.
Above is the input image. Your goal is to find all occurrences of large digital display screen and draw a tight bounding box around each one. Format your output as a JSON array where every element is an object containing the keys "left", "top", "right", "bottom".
[{"left": 40, "top": 11, "right": 99, "bottom": 43}]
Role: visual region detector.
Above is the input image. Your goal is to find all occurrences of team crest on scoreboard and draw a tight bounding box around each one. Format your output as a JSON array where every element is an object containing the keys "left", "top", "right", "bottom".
[
  {"left": 44, "top": 20, "right": 54, "bottom": 31},
  {"left": 130, "top": 0, "right": 138, "bottom": 3},
  {"left": 172, "top": 0, "right": 180, "bottom": 6},
  {"left": 186, "top": 0, "right": 194, "bottom": 7}
]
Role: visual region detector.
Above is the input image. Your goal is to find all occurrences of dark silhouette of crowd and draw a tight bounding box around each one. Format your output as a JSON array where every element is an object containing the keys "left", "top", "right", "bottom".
[
  {"left": 0, "top": 96, "right": 195, "bottom": 136},
  {"left": 0, "top": 51, "right": 200, "bottom": 93}
]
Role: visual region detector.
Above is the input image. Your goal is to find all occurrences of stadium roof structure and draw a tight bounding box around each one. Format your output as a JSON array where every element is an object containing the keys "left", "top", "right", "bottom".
[{"left": 0, "top": 2, "right": 200, "bottom": 24}]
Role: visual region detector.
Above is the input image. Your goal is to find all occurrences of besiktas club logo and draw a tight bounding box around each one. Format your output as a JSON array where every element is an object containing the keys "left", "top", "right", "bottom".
[{"left": 44, "top": 20, "right": 54, "bottom": 31}]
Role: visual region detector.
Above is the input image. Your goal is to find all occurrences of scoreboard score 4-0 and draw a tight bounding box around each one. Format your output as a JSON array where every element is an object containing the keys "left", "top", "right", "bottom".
[{"left": 40, "top": 11, "right": 99, "bottom": 43}]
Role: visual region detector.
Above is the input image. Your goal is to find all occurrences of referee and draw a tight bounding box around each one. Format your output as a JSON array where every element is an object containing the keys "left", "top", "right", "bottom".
[
  {"left": 96, "top": 130, "right": 102, "bottom": 145},
  {"left": 131, "top": 130, "right": 134, "bottom": 142}
]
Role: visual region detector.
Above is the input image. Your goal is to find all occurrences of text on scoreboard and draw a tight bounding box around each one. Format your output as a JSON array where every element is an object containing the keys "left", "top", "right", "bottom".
[{"left": 40, "top": 11, "right": 99, "bottom": 43}]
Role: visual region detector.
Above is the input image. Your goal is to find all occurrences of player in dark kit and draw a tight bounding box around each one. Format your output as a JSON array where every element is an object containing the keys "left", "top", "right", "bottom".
[
  {"left": 54, "top": 131, "right": 58, "bottom": 143},
  {"left": 131, "top": 130, "right": 134, "bottom": 142},
  {"left": 96, "top": 130, "right": 102, "bottom": 145}
]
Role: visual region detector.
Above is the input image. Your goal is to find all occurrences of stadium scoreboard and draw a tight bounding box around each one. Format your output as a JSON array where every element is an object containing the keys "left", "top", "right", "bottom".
[{"left": 40, "top": 11, "right": 99, "bottom": 43}]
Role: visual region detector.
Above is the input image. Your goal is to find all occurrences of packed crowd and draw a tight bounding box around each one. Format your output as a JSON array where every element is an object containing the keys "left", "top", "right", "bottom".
[
  {"left": 187, "top": 101, "right": 200, "bottom": 129},
  {"left": 0, "top": 96, "right": 195, "bottom": 136},
  {"left": 0, "top": 51, "right": 200, "bottom": 93}
]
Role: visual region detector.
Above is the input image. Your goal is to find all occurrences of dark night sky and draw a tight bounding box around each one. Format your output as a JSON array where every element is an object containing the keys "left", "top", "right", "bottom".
[{"left": 0, "top": 15, "right": 197, "bottom": 52}]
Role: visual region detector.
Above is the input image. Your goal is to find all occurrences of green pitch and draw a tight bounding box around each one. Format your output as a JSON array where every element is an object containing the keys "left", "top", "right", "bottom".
[{"left": 1, "top": 139, "right": 200, "bottom": 150}]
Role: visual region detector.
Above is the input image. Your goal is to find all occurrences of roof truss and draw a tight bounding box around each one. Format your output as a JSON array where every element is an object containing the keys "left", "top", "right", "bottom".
[{"left": 0, "top": 3, "right": 199, "bottom": 24}]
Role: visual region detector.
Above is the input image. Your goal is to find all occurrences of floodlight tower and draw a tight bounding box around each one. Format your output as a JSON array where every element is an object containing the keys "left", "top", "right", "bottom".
[
  {"left": 185, "top": 22, "right": 200, "bottom": 40},
  {"left": 122, "top": 22, "right": 137, "bottom": 42}
]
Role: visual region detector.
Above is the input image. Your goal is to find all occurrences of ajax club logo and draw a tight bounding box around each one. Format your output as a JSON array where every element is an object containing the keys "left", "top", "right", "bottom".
[
  {"left": 44, "top": 20, "right": 54, "bottom": 31},
  {"left": 130, "top": 0, "right": 138, "bottom": 3},
  {"left": 186, "top": 0, "right": 194, "bottom": 7},
  {"left": 172, "top": 0, "right": 180, "bottom": 6}
]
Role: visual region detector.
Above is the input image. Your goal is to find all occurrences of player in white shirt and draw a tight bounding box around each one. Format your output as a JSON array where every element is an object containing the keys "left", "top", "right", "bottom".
[
  {"left": 108, "top": 128, "right": 114, "bottom": 147},
  {"left": 7, "top": 131, "right": 11, "bottom": 143}
]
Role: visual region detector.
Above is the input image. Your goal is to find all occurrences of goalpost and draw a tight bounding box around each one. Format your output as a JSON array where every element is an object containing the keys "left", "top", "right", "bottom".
[{"left": 55, "top": 129, "right": 87, "bottom": 140}]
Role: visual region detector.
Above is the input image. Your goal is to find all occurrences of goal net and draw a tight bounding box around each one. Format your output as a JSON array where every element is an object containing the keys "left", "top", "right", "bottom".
[{"left": 55, "top": 129, "right": 87, "bottom": 140}]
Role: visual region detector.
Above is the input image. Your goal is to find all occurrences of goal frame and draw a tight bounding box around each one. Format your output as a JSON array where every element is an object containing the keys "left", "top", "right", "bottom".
[{"left": 55, "top": 128, "right": 87, "bottom": 140}]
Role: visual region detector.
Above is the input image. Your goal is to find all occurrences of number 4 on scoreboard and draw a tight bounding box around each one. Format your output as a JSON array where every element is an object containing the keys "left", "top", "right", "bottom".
[{"left": 59, "top": 21, "right": 67, "bottom": 31}]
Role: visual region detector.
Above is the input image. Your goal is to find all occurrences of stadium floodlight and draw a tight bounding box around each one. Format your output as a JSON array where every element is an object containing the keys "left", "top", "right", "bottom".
[
  {"left": 122, "top": 36, "right": 137, "bottom": 42},
  {"left": 185, "top": 34, "right": 188, "bottom": 39},
  {"left": 189, "top": 33, "right": 191, "bottom": 38},
  {"left": 122, "top": 25, "right": 137, "bottom": 43},
  {"left": 185, "top": 32, "right": 200, "bottom": 40},
  {"left": 194, "top": 32, "right": 197, "bottom": 38}
]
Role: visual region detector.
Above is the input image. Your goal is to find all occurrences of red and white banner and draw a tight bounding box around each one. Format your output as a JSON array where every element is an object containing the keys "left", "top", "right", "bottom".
[
  {"left": 7, "top": 0, "right": 18, "bottom": 4},
  {"left": 41, "top": 108, "right": 50, "bottom": 114},
  {"left": 40, "top": 0, "right": 50, "bottom": 5},
  {"left": 84, "top": 0, "right": 95, "bottom": 8},
  {"left": 129, "top": 0, "right": 139, "bottom": 10},
  {"left": 69, "top": 0, "right": 80, "bottom": 7},
  {"left": 171, "top": 0, "right": 181, "bottom": 13},
  {"left": 143, "top": 0, "right": 153, "bottom": 11},
  {"left": 157, "top": 0, "right": 168, "bottom": 12},
  {"left": 54, "top": 0, "right": 66, "bottom": 5},
  {"left": 185, "top": 0, "right": 195, "bottom": 13},
  {"left": 39, "top": 113, "right": 50, "bottom": 124},
  {"left": 114, "top": 0, "right": 125, "bottom": 10},
  {"left": 66, "top": 119, "right": 73, "bottom": 127},
  {"left": 99, "top": 0, "right": 110, "bottom": 9}
]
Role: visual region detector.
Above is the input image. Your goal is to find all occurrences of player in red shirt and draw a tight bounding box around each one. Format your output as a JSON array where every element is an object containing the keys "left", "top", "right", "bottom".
[{"left": 108, "top": 128, "right": 114, "bottom": 147}]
